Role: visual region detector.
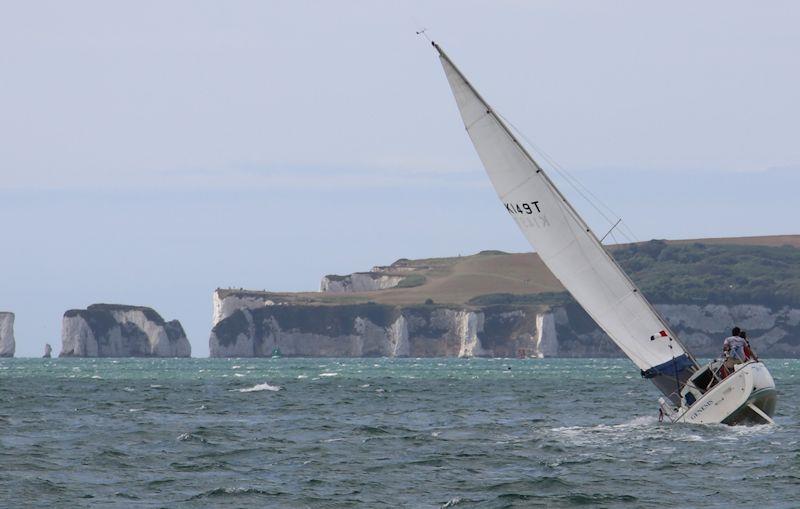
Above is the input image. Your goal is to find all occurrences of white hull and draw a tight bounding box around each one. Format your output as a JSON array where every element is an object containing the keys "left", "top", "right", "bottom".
[{"left": 664, "top": 361, "right": 776, "bottom": 425}]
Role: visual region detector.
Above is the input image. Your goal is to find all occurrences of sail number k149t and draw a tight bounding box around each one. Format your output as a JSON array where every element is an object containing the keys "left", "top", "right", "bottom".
[
  {"left": 505, "top": 201, "right": 550, "bottom": 229},
  {"left": 504, "top": 201, "right": 541, "bottom": 215}
]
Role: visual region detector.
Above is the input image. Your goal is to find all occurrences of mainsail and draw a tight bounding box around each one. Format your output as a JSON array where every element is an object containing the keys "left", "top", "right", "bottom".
[{"left": 434, "top": 43, "right": 697, "bottom": 403}]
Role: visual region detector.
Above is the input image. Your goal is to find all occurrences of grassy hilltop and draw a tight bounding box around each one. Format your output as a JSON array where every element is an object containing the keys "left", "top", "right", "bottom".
[{"left": 221, "top": 235, "right": 800, "bottom": 309}]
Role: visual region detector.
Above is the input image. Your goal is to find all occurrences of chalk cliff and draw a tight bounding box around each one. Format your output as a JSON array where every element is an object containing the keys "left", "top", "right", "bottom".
[
  {"left": 60, "top": 304, "right": 190, "bottom": 357},
  {"left": 210, "top": 238, "right": 800, "bottom": 358},
  {"left": 209, "top": 289, "right": 800, "bottom": 358},
  {"left": 209, "top": 294, "right": 542, "bottom": 358},
  {"left": 0, "top": 312, "right": 14, "bottom": 358},
  {"left": 213, "top": 290, "right": 277, "bottom": 326},
  {"left": 320, "top": 273, "right": 406, "bottom": 293},
  {"left": 553, "top": 302, "right": 800, "bottom": 358}
]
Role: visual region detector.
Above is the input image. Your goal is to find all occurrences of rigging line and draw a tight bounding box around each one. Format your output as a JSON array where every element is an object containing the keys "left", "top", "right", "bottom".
[
  {"left": 541, "top": 173, "right": 651, "bottom": 370},
  {"left": 535, "top": 145, "right": 639, "bottom": 245},
  {"left": 497, "top": 112, "right": 619, "bottom": 222},
  {"left": 545, "top": 191, "right": 651, "bottom": 367},
  {"left": 530, "top": 128, "right": 696, "bottom": 368},
  {"left": 616, "top": 220, "right": 639, "bottom": 244},
  {"left": 495, "top": 111, "right": 642, "bottom": 243},
  {"left": 522, "top": 159, "right": 636, "bottom": 245},
  {"left": 536, "top": 147, "right": 675, "bottom": 371},
  {"left": 537, "top": 146, "right": 636, "bottom": 242}
]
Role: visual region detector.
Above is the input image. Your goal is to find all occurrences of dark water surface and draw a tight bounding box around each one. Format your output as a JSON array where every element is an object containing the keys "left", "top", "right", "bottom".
[{"left": 1, "top": 358, "right": 798, "bottom": 508}]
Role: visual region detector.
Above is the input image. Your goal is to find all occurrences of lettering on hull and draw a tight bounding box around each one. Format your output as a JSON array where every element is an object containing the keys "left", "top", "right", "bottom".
[{"left": 688, "top": 399, "right": 714, "bottom": 421}]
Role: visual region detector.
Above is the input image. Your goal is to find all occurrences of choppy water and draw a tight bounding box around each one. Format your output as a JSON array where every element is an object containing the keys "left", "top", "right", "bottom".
[{"left": 1, "top": 358, "right": 798, "bottom": 508}]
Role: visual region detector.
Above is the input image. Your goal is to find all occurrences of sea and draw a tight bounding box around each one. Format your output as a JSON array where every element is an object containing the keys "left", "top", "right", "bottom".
[{"left": 1, "top": 358, "right": 798, "bottom": 508}]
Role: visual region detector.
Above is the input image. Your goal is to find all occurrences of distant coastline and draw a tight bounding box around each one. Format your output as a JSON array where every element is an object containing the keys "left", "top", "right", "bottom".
[
  {"left": 209, "top": 235, "right": 800, "bottom": 359},
  {"left": 4, "top": 235, "right": 798, "bottom": 359}
]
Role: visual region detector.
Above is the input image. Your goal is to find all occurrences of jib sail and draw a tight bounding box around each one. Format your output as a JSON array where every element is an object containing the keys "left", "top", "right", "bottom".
[{"left": 433, "top": 42, "right": 697, "bottom": 403}]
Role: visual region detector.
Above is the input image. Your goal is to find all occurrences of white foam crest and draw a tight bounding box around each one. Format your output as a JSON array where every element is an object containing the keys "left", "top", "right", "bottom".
[
  {"left": 319, "top": 372, "right": 338, "bottom": 377},
  {"left": 236, "top": 382, "right": 281, "bottom": 393},
  {"left": 620, "top": 415, "right": 659, "bottom": 427},
  {"left": 550, "top": 415, "right": 663, "bottom": 445},
  {"left": 553, "top": 415, "right": 658, "bottom": 434},
  {"left": 442, "top": 497, "right": 464, "bottom": 508},
  {"left": 728, "top": 423, "right": 777, "bottom": 436}
]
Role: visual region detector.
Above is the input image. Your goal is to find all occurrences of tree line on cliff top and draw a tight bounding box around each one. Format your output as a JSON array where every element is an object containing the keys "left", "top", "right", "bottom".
[
  {"left": 615, "top": 240, "right": 800, "bottom": 307},
  {"left": 470, "top": 241, "right": 800, "bottom": 308}
]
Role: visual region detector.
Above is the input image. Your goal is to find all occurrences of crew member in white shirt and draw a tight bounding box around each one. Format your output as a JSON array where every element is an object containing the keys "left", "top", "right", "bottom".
[{"left": 723, "top": 326, "right": 746, "bottom": 362}]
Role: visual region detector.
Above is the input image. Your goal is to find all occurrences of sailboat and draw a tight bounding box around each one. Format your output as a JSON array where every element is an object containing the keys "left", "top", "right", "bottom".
[{"left": 431, "top": 42, "right": 777, "bottom": 425}]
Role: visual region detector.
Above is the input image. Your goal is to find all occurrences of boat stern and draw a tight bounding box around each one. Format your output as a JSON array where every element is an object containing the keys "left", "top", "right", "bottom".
[
  {"left": 722, "top": 362, "right": 777, "bottom": 425},
  {"left": 676, "top": 361, "right": 777, "bottom": 425}
]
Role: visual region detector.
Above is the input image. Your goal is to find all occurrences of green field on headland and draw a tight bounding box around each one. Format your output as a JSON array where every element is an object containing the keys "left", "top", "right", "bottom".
[{"left": 220, "top": 235, "right": 800, "bottom": 309}]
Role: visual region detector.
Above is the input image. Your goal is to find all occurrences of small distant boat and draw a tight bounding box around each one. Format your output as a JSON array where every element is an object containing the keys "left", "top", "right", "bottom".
[
  {"left": 430, "top": 42, "right": 776, "bottom": 425},
  {"left": 271, "top": 347, "right": 282, "bottom": 358},
  {"left": 43, "top": 343, "right": 52, "bottom": 358}
]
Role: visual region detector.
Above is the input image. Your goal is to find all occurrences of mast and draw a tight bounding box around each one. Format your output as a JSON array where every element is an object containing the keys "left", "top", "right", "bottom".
[{"left": 432, "top": 41, "right": 700, "bottom": 399}]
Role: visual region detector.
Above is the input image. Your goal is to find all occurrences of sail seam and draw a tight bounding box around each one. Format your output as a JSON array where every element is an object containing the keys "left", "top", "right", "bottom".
[{"left": 465, "top": 111, "right": 492, "bottom": 132}]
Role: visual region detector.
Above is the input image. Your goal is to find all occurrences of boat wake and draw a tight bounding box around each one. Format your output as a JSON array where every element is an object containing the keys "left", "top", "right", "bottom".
[{"left": 548, "top": 415, "right": 665, "bottom": 446}]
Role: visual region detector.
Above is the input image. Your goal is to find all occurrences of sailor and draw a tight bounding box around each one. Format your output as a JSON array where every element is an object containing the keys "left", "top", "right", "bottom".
[
  {"left": 723, "top": 326, "right": 747, "bottom": 363},
  {"left": 740, "top": 330, "right": 758, "bottom": 361}
]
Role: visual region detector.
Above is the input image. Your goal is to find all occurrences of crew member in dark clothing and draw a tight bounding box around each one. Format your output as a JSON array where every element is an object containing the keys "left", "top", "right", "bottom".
[{"left": 740, "top": 330, "right": 758, "bottom": 361}]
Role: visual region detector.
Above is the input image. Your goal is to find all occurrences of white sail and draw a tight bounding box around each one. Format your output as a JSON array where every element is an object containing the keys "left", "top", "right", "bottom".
[{"left": 434, "top": 43, "right": 696, "bottom": 399}]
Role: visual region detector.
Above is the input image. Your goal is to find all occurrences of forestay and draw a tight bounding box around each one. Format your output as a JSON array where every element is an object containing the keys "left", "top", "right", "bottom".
[{"left": 434, "top": 43, "right": 697, "bottom": 403}]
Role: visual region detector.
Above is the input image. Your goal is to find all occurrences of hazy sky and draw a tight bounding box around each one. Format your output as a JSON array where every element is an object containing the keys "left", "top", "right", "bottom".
[{"left": 1, "top": 1, "right": 798, "bottom": 356}]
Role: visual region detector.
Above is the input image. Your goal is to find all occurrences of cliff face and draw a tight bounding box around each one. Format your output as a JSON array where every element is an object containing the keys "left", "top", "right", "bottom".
[
  {"left": 209, "top": 290, "right": 800, "bottom": 358},
  {"left": 320, "top": 273, "right": 405, "bottom": 293},
  {"left": 554, "top": 303, "right": 800, "bottom": 358},
  {"left": 209, "top": 293, "right": 544, "bottom": 358},
  {"left": 213, "top": 291, "right": 277, "bottom": 326},
  {"left": 60, "top": 304, "right": 190, "bottom": 357},
  {"left": 211, "top": 240, "right": 800, "bottom": 358},
  {"left": 0, "top": 312, "right": 14, "bottom": 358}
]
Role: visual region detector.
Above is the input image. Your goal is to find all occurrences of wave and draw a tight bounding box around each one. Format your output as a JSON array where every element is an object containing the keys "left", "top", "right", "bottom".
[
  {"left": 177, "top": 432, "right": 208, "bottom": 443},
  {"left": 187, "top": 487, "right": 285, "bottom": 500},
  {"left": 441, "top": 496, "right": 478, "bottom": 507},
  {"left": 235, "top": 382, "right": 281, "bottom": 393}
]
